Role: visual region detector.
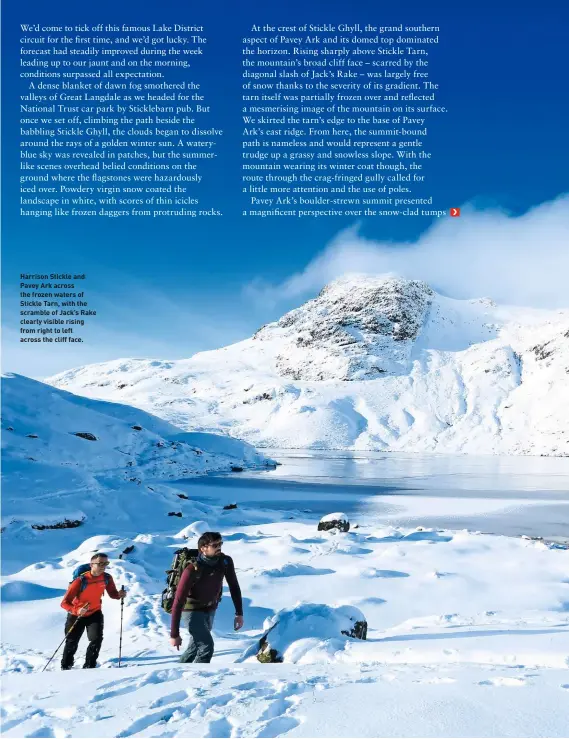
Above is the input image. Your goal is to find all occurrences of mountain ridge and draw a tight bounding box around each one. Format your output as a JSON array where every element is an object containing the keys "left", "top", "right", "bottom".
[{"left": 46, "top": 275, "right": 569, "bottom": 456}]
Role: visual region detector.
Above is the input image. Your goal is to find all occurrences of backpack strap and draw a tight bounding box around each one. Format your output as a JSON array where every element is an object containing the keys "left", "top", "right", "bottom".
[
  {"left": 186, "top": 559, "right": 202, "bottom": 587},
  {"left": 78, "top": 572, "right": 111, "bottom": 593}
]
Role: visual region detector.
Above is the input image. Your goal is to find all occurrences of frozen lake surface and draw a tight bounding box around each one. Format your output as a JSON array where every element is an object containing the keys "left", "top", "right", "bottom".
[{"left": 176, "top": 451, "right": 569, "bottom": 540}]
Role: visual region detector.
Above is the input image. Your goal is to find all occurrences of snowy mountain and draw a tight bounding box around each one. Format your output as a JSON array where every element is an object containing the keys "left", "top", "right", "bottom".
[
  {"left": 1, "top": 373, "right": 272, "bottom": 553},
  {"left": 47, "top": 275, "right": 569, "bottom": 455}
]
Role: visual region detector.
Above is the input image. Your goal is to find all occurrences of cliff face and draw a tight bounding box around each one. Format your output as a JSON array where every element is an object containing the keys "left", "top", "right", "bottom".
[{"left": 254, "top": 277, "right": 434, "bottom": 381}]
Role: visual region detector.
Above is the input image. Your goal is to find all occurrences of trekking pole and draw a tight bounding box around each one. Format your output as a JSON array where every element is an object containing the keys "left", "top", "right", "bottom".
[
  {"left": 42, "top": 615, "right": 82, "bottom": 673},
  {"left": 118, "top": 585, "right": 125, "bottom": 668}
]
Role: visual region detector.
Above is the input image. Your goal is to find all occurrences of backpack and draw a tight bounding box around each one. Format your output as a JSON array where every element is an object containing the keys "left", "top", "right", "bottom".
[
  {"left": 72, "top": 563, "right": 110, "bottom": 593},
  {"left": 161, "top": 548, "right": 228, "bottom": 614}
]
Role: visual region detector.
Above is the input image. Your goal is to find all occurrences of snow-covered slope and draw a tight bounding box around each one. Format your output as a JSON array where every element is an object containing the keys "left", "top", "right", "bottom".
[
  {"left": 1, "top": 373, "right": 272, "bottom": 556},
  {"left": 47, "top": 275, "right": 569, "bottom": 455},
  {"left": 3, "top": 374, "right": 569, "bottom": 737},
  {"left": 3, "top": 516, "right": 569, "bottom": 737}
]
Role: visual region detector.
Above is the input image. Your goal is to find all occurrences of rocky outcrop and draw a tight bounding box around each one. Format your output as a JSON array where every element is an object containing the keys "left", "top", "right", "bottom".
[
  {"left": 318, "top": 512, "right": 350, "bottom": 533},
  {"left": 31, "top": 518, "right": 84, "bottom": 530},
  {"left": 254, "top": 276, "right": 433, "bottom": 381}
]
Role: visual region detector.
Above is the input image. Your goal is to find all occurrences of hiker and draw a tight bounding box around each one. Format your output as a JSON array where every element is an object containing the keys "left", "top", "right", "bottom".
[
  {"left": 60, "top": 553, "right": 126, "bottom": 670},
  {"left": 169, "top": 532, "right": 244, "bottom": 663}
]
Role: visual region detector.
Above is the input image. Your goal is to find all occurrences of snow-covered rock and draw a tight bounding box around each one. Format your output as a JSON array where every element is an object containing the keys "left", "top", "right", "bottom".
[
  {"left": 318, "top": 512, "right": 350, "bottom": 533},
  {"left": 46, "top": 275, "right": 569, "bottom": 455},
  {"left": 240, "top": 603, "right": 368, "bottom": 663}
]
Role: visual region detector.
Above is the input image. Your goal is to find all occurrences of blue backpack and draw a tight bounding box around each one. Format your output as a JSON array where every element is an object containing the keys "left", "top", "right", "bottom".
[{"left": 72, "top": 564, "right": 110, "bottom": 593}]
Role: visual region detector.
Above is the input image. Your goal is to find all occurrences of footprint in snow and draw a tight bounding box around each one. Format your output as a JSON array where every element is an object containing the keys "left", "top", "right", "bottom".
[
  {"left": 255, "top": 716, "right": 300, "bottom": 738},
  {"left": 336, "top": 545, "right": 373, "bottom": 556},
  {"left": 149, "top": 690, "right": 193, "bottom": 709},
  {"left": 204, "top": 717, "right": 233, "bottom": 738},
  {"left": 353, "top": 596, "right": 386, "bottom": 607},
  {"left": 258, "top": 696, "right": 295, "bottom": 722},
  {"left": 233, "top": 681, "right": 275, "bottom": 698},
  {"left": 90, "top": 668, "right": 182, "bottom": 703},
  {"left": 1, "top": 709, "right": 46, "bottom": 733},
  {"left": 262, "top": 564, "right": 335, "bottom": 578},
  {"left": 46, "top": 706, "right": 78, "bottom": 720},
  {"left": 22, "top": 725, "right": 56, "bottom": 738},
  {"left": 361, "top": 568, "right": 409, "bottom": 579},
  {"left": 192, "top": 693, "right": 234, "bottom": 718},
  {"left": 115, "top": 703, "right": 199, "bottom": 738},
  {"left": 116, "top": 709, "right": 178, "bottom": 737}
]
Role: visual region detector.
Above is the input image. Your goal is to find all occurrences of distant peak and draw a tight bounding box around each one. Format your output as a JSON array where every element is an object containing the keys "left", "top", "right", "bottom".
[{"left": 255, "top": 274, "right": 434, "bottom": 381}]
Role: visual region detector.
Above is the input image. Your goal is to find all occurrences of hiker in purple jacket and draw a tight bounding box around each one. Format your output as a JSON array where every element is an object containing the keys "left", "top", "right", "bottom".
[{"left": 169, "top": 532, "right": 244, "bottom": 663}]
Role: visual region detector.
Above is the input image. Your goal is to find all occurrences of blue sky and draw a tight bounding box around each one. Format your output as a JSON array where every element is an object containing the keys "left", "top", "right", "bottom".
[{"left": 2, "top": 0, "right": 569, "bottom": 377}]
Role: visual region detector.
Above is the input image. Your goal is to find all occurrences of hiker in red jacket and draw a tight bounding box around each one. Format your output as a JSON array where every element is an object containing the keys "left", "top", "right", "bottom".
[
  {"left": 170, "top": 532, "right": 244, "bottom": 663},
  {"left": 60, "top": 553, "right": 126, "bottom": 670}
]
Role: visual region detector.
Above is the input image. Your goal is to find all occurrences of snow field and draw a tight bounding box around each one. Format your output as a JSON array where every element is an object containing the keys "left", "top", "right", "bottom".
[{"left": 2, "top": 518, "right": 569, "bottom": 737}]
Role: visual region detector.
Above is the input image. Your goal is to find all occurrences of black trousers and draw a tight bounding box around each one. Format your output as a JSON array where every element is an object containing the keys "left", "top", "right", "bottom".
[{"left": 61, "top": 610, "right": 104, "bottom": 669}]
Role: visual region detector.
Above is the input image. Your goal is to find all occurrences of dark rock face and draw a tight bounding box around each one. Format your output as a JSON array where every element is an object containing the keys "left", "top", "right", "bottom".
[
  {"left": 168, "top": 511, "right": 183, "bottom": 517},
  {"left": 230, "top": 466, "right": 244, "bottom": 472},
  {"left": 341, "top": 620, "right": 368, "bottom": 640},
  {"left": 73, "top": 432, "right": 97, "bottom": 441},
  {"left": 119, "top": 545, "right": 135, "bottom": 559},
  {"left": 131, "top": 425, "right": 143, "bottom": 431},
  {"left": 254, "top": 277, "right": 433, "bottom": 381},
  {"left": 531, "top": 342, "right": 555, "bottom": 361},
  {"left": 26, "top": 434, "right": 39, "bottom": 438},
  {"left": 257, "top": 632, "right": 284, "bottom": 664},
  {"left": 223, "top": 503, "right": 238, "bottom": 510},
  {"left": 177, "top": 493, "right": 189, "bottom": 499},
  {"left": 32, "top": 518, "right": 84, "bottom": 530}
]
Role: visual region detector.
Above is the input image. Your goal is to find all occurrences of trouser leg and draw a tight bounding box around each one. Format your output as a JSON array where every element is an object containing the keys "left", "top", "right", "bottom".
[
  {"left": 61, "top": 614, "right": 86, "bottom": 669},
  {"left": 83, "top": 611, "right": 104, "bottom": 668},
  {"left": 179, "top": 610, "right": 215, "bottom": 664}
]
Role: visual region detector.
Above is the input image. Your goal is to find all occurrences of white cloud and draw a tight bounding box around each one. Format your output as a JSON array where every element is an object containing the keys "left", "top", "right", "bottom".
[{"left": 248, "top": 194, "right": 569, "bottom": 309}]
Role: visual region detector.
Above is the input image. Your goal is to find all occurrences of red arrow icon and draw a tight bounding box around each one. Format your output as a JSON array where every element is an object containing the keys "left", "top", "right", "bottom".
[{"left": 450, "top": 208, "right": 461, "bottom": 217}]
